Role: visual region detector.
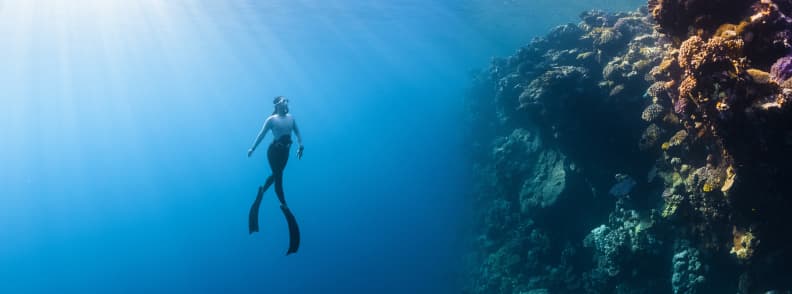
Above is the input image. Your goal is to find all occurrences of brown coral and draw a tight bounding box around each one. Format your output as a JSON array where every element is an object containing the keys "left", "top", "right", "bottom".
[
  {"left": 677, "top": 76, "right": 698, "bottom": 108},
  {"left": 646, "top": 81, "right": 669, "bottom": 102},
  {"left": 666, "top": 129, "right": 688, "bottom": 149},
  {"left": 678, "top": 36, "right": 706, "bottom": 71},
  {"left": 642, "top": 103, "right": 666, "bottom": 122}
]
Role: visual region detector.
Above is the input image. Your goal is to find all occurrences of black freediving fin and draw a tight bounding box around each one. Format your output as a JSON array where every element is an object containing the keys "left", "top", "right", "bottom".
[
  {"left": 280, "top": 204, "right": 301, "bottom": 255},
  {"left": 248, "top": 185, "right": 266, "bottom": 234},
  {"left": 249, "top": 177, "right": 276, "bottom": 234}
]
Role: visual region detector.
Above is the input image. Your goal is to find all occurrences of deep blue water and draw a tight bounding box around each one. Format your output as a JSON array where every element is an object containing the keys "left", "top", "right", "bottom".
[{"left": 0, "top": 1, "right": 641, "bottom": 293}]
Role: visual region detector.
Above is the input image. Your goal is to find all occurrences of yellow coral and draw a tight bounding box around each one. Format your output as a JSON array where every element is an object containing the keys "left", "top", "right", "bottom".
[
  {"left": 730, "top": 228, "right": 756, "bottom": 260},
  {"left": 747, "top": 68, "right": 772, "bottom": 84},
  {"left": 662, "top": 201, "right": 676, "bottom": 218},
  {"left": 661, "top": 142, "right": 670, "bottom": 150},
  {"left": 667, "top": 130, "right": 688, "bottom": 149},
  {"left": 702, "top": 183, "right": 713, "bottom": 192},
  {"left": 662, "top": 195, "right": 681, "bottom": 218},
  {"left": 721, "top": 166, "right": 736, "bottom": 193},
  {"left": 735, "top": 20, "right": 751, "bottom": 36},
  {"left": 716, "top": 101, "right": 730, "bottom": 111}
]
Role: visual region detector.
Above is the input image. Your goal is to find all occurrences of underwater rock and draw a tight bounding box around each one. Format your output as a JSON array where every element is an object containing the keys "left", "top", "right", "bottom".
[
  {"left": 639, "top": 123, "right": 666, "bottom": 150},
  {"left": 519, "top": 66, "right": 590, "bottom": 111},
  {"left": 519, "top": 148, "right": 568, "bottom": 211},
  {"left": 544, "top": 24, "right": 585, "bottom": 49}
]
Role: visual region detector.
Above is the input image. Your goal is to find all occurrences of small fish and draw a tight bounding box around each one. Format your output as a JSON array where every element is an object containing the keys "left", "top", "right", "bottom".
[{"left": 609, "top": 174, "right": 637, "bottom": 197}]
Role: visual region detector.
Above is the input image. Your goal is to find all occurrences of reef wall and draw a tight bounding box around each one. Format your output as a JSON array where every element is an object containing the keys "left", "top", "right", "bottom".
[{"left": 466, "top": 1, "right": 792, "bottom": 293}]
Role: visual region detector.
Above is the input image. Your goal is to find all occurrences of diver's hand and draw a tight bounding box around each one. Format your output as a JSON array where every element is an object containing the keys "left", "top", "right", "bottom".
[
  {"left": 297, "top": 145, "right": 304, "bottom": 160},
  {"left": 247, "top": 148, "right": 254, "bottom": 157}
]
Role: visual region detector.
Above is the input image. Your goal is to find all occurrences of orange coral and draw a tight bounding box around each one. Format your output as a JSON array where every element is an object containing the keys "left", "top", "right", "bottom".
[
  {"left": 678, "top": 75, "right": 698, "bottom": 101},
  {"left": 678, "top": 36, "right": 706, "bottom": 71}
]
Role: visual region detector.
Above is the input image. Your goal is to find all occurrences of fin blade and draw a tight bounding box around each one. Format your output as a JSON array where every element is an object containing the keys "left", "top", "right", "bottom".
[
  {"left": 281, "top": 205, "right": 301, "bottom": 255},
  {"left": 248, "top": 186, "right": 266, "bottom": 234}
]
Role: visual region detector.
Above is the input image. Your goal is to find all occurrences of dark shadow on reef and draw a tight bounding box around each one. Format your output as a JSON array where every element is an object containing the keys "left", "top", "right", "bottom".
[{"left": 465, "top": 1, "right": 792, "bottom": 293}]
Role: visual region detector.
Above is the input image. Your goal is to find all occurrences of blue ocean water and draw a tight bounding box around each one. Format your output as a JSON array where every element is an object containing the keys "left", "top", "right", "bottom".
[{"left": 0, "top": 1, "right": 641, "bottom": 293}]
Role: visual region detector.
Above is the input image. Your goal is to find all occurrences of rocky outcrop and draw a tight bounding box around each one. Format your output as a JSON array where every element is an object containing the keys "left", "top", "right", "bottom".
[{"left": 466, "top": 8, "right": 671, "bottom": 293}]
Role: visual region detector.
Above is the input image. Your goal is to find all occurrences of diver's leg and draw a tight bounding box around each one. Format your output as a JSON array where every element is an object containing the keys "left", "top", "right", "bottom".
[
  {"left": 249, "top": 176, "right": 275, "bottom": 234},
  {"left": 270, "top": 142, "right": 298, "bottom": 254},
  {"left": 270, "top": 144, "right": 290, "bottom": 205},
  {"left": 274, "top": 173, "right": 285, "bottom": 205}
]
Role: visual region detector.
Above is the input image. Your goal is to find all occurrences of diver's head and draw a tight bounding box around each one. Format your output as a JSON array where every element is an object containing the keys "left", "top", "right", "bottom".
[{"left": 273, "top": 96, "right": 289, "bottom": 115}]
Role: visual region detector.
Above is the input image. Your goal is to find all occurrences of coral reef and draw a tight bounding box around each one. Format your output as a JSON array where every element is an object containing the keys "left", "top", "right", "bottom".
[
  {"left": 466, "top": 8, "right": 672, "bottom": 293},
  {"left": 643, "top": 0, "right": 792, "bottom": 288},
  {"left": 583, "top": 203, "right": 663, "bottom": 286},
  {"left": 467, "top": 1, "right": 792, "bottom": 293}
]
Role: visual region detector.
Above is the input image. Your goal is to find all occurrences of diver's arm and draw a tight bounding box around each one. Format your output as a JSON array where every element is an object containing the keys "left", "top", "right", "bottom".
[
  {"left": 293, "top": 118, "right": 304, "bottom": 159},
  {"left": 248, "top": 117, "right": 271, "bottom": 157},
  {"left": 293, "top": 119, "right": 303, "bottom": 147}
]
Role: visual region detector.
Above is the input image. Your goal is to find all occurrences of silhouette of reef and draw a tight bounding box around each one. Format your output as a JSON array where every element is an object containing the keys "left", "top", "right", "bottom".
[{"left": 466, "top": 2, "right": 792, "bottom": 293}]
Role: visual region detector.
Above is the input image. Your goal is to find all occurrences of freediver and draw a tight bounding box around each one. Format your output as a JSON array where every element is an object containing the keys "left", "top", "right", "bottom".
[{"left": 247, "top": 96, "right": 304, "bottom": 255}]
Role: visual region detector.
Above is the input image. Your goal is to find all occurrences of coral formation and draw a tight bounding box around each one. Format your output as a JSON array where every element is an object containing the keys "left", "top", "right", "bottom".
[
  {"left": 641, "top": 103, "right": 666, "bottom": 122},
  {"left": 644, "top": 1, "right": 792, "bottom": 286},
  {"left": 730, "top": 227, "right": 756, "bottom": 260},
  {"left": 466, "top": 1, "right": 792, "bottom": 293},
  {"left": 466, "top": 8, "right": 673, "bottom": 293},
  {"left": 671, "top": 241, "right": 707, "bottom": 294},
  {"left": 771, "top": 55, "right": 792, "bottom": 83},
  {"left": 583, "top": 205, "right": 661, "bottom": 279}
]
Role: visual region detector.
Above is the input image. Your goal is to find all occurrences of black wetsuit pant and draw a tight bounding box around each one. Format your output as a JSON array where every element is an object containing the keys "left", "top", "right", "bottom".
[
  {"left": 249, "top": 135, "right": 300, "bottom": 255},
  {"left": 266, "top": 135, "right": 290, "bottom": 204}
]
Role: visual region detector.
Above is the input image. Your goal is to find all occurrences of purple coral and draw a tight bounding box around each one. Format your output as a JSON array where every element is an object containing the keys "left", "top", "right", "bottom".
[
  {"left": 770, "top": 56, "right": 792, "bottom": 83},
  {"left": 674, "top": 95, "right": 689, "bottom": 114}
]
